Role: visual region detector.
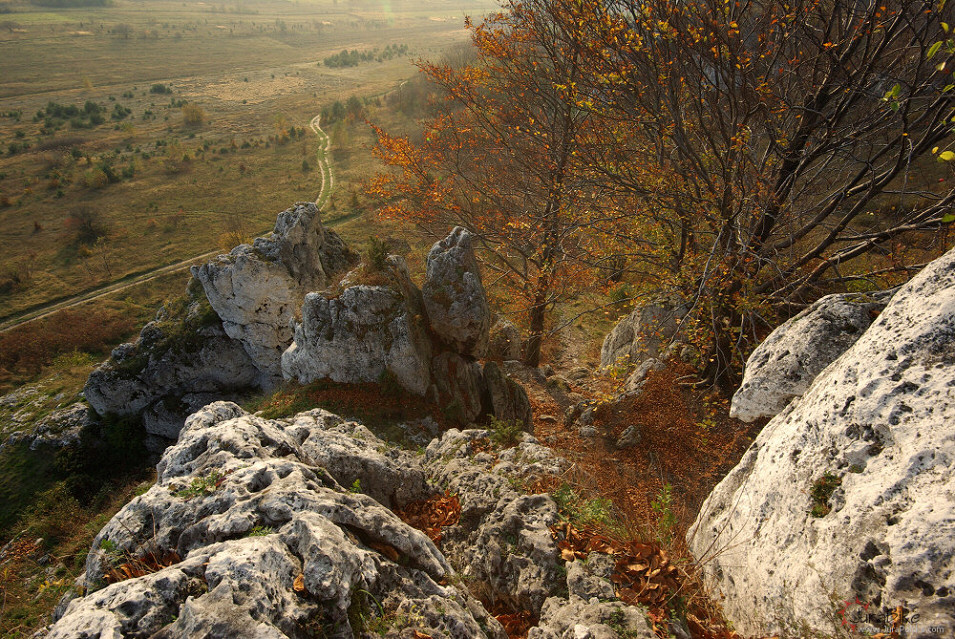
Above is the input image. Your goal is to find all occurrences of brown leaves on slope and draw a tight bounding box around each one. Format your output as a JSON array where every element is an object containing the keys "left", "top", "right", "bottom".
[
  {"left": 104, "top": 550, "right": 181, "bottom": 584},
  {"left": 553, "top": 522, "right": 679, "bottom": 606},
  {"left": 552, "top": 521, "right": 736, "bottom": 639},
  {"left": 393, "top": 491, "right": 461, "bottom": 547}
]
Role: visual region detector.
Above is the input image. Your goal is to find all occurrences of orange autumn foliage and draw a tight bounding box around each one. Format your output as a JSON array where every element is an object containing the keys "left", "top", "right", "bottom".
[{"left": 371, "top": 1, "right": 618, "bottom": 366}]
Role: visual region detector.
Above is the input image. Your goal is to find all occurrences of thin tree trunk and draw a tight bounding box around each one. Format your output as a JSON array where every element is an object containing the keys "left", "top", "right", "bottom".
[{"left": 524, "top": 297, "right": 547, "bottom": 368}]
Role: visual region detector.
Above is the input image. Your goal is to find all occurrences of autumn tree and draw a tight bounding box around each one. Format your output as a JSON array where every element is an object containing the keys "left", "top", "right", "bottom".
[
  {"left": 65, "top": 205, "right": 109, "bottom": 245},
  {"left": 181, "top": 102, "right": 206, "bottom": 127},
  {"left": 561, "top": 0, "right": 955, "bottom": 385},
  {"left": 372, "top": 1, "right": 613, "bottom": 366}
]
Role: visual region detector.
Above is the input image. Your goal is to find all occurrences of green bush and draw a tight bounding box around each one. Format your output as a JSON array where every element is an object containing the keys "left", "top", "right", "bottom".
[
  {"left": 650, "top": 483, "right": 677, "bottom": 544},
  {"left": 365, "top": 236, "right": 390, "bottom": 272},
  {"left": 488, "top": 417, "right": 524, "bottom": 447},
  {"left": 552, "top": 483, "right": 616, "bottom": 529}
]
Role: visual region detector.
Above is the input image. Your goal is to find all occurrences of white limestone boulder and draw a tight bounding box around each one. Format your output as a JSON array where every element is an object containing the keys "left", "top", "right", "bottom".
[
  {"left": 422, "top": 227, "right": 491, "bottom": 358},
  {"left": 600, "top": 302, "right": 685, "bottom": 369},
  {"left": 731, "top": 290, "right": 893, "bottom": 422},
  {"left": 192, "top": 202, "right": 355, "bottom": 380},
  {"left": 44, "top": 402, "right": 504, "bottom": 639},
  {"left": 488, "top": 317, "right": 523, "bottom": 361},
  {"left": 83, "top": 296, "right": 260, "bottom": 449},
  {"left": 281, "top": 257, "right": 433, "bottom": 396},
  {"left": 688, "top": 249, "right": 955, "bottom": 638}
]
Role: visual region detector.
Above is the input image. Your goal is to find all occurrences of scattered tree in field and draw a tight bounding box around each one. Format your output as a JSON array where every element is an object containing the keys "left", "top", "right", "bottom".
[
  {"left": 321, "top": 100, "right": 347, "bottom": 124},
  {"left": 65, "top": 206, "right": 109, "bottom": 245},
  {"left": 36, "top": 101, "right": 105, "bottom": 130},
  {"left": 0, "top": 257, "right": 34, "bottom": 296},
  {"left": 181, "top": 103, "right": 206, "bottom": 126},
  {"left": 112, "top": 23, "right": 132, "bottom": 39},
  {"left": 29, "top": 0, "right": 109, "bottom": 7},
  {"left": 94, "top": 236, "right": 113, "bottom": 276},
  {"left": 322, "top": 46, "right": 407, "bottom": 68},
  {"left": 345, "top": 95, "right": 364, "bottom": 121}
]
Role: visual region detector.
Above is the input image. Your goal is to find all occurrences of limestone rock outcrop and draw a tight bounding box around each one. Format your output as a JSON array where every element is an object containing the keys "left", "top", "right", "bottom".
[
  {"left": 282, "top": 228, "right": 531, "bottom": 427},
  {"left": 424, "top": 428, "right": 568, "bottom": 612},
  {"left": 688, "top": 249, "right": 955, "bottom": 637},
  {"left": 529, "top": 596, "right": 653, "bottom": 639},
  {"left": 83, "top": 293, "right": 260, "bottom": 450},
  {"left": 2, "top": 402, "right": 91, "bottom": 451},
  {"left": 488, "top": 317, "right": 523, "bottom": 361},
  {"left": 422, "top": 227, "right": 491, "bottom": 358},
  {"left": 41, "top": 402, "right": 653, "bottom": 639},
  {"left": 282, "top": 256, "right": 433, "bottom": 396},
  {"left": 600, "top": 302, "right": 685, "bottom": 369},
  {"left": 45, "top": 403, "right": 494, "bottom": 639},
  {"left": 192, "top": 202, "right": 356, "bottom": 380},
  {"left": 481, "top": 361, "right": 534, "bottom": 427},
  {"left": 730, "top": 290, "right": 893, "bottom": 422}
]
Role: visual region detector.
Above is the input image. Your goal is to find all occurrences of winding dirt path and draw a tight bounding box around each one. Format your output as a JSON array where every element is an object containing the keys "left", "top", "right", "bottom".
[
  {"left": 309, "top": 114, "right": 335, "bottom": 210},
  {"left": 0, "top": 114, "right": 338, "bottom": 334}
]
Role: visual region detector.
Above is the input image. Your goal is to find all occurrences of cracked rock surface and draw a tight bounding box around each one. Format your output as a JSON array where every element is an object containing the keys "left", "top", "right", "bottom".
[
  {"left": 41, "top": 401, "right": 657, "bottom": 639},
  {"left": 41, "top": 404, "right": 655, "bottom": 639},
  {"left": 689, "top": 248, "right": 955, "bottom": 638},
  {"left": 730, "top": 289, "right": 893, "bottom": 422},
  {"left": 43, "top": 403, "right": 494, "bottom": 639}
]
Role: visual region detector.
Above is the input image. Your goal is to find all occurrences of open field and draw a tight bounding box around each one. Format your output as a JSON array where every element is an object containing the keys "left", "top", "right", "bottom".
[{"left": 0, "top": 0, "right": 494, "bottom": 321}]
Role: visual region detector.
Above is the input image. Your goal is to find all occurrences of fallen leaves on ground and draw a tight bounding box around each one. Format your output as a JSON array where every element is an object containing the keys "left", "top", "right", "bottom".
[
  {"left": 487, "top": 603, "right": 536, "bottom": 639},
  {"left": 0, "top": 538, "right": 41, "bottom": 564},
  {"left": 394, "top": 491, "right": 461, "bottom": 546},
  {"left": 552, "top": 522, "right": 678, "bottom": 607},
  {"left": 552, "top": 521, "right": 735, "bottom": 639},
  {"left": 105, "top": 550, "right": 181, "bottom": 584},
  {"left": 495, "top": 611, "right": 534, "bottom": 639}
]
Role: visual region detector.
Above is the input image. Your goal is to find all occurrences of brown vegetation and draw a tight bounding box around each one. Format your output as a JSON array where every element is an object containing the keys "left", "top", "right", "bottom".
[{"left": 0, "top": 308, "right": 137, "bottom": 390}]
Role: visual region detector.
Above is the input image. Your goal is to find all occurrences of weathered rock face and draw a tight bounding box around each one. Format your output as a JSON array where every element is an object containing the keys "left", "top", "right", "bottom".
[
  {"left": 622, "top": 358, "right": 665, "bottom": 396},
  {"left": 730, "top": 290, "right": 893, "bottom": 422},
  {"left": 282, "top": 265, "right": 433, "bottom": 396},
  {"left": 600, "top": 303, "right": 685, "bottom": 369},
  {"left": 282, "top": 230, "right": 532, "bottom": 427},
  {"left": 688, "top": 249, "right": 955, "bottom": 638},
  {"left": 424, "top": 430, "right": 652, "bottom": 639},
  {"left": 46, "top": 403, "right": 499, "bottom": 639},
  {"left": 42, "top": 403, "right": 653, "bottom": 639},
  {"left": 424, "top": 428, "right": 567, "bottom": 612},
  {"left": 488, "top": 318, "right": 523, "bottom": 361},
  {"left": 422, "top": 227, "right": 491, "bottom": 359},
  {"left": 2, "top": 402, "right": 91, "bottom": 452},
  {"left": 192, "top": 202, "right": 356, "bottom": 380},
  {"left": 482, "top": 361, "right": 533, "bottom": 427},
  {"left": 529, "top": 596, "right": 653, "bottom": 639},
  {"left": 431, "top": 352, "right": 485, "bottom": 420},
  {"left": 1, "top": 381, "right": 88, "bottom": 447},
  {"left": 83, "top": 295, "right": 260, "bottom": 450}
]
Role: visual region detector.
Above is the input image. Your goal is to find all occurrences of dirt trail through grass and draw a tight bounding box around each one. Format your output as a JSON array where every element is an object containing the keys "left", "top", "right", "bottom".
[
  {"left": 310, "top": 114, "right": 335, "bottom": 210},
  {"left": 0, "top": 113, "right": 338, "bottom": 335}
]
